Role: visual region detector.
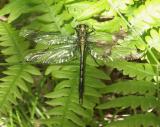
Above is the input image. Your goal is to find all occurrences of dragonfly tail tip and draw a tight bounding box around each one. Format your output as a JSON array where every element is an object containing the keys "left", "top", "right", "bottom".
[{"left": 79, "top": 98, "right": 83, "bottom": 105}]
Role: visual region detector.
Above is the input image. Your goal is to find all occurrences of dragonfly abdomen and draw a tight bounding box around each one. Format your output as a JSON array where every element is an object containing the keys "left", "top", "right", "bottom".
[
  {"left": 79, "top": 52, "right": 86, "bottom": 104},
  {"left": 76, "top": 24, "right": 88, "bottom": 104}
]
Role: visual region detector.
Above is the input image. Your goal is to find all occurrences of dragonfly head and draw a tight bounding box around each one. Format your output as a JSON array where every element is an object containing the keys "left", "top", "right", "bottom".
[{"left": 75, "top": 24, "right": 89, "bottom": 38}]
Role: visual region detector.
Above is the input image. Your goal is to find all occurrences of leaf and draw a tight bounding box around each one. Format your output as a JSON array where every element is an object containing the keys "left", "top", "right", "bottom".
[
  {"left": 97, "top": 95, "right": 160, "bottom": 111},
  {"left": 128, "top": 0, "right": 160, "bottom": 34},
  {"left": 0, "top": 22, "right": 29, "bottom": 63},
  {"left": 145, "top": 29, "right": 160, "bottom": 52},
  {"left": 44, "top": 61, "right": 107, "bottom": 126},
  {"left": 101, "top": 80, "right": 156, "bottom": 96},
  {"left": 106, "top": 61, "right": 156, "bottom": 81},
  {"left": 67, "top": 0, "right": 109, "bottom": 21},
  {"left": 84, "top": 17, "right": 126, "bottom": 33},
  {"left": 0, "top": 22, "right": 41, "bottom": 114},
  {"left": 0, "top": 0, "right": 43, "bottom": 22}
]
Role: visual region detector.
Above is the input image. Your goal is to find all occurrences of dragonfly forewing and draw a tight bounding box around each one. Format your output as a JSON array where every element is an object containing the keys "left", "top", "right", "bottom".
[
  {"left": 20, "top": 29, "right": 77, "bottom": 45},
  {"left": 34, "top": 33, "right": 77, "bottom": 45}
]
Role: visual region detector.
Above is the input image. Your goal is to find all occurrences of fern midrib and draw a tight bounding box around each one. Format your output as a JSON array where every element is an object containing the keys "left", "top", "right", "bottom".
[
  {"left": 60, "top": 78, "right": 77, "bottom": 127},
  {"left": 40, "top": 0, "right": 64, "bottom": 33},
  {"left": 2, "top": 23, "right": 24, "bottom": 60},
  {"left": 0, "top": 64, "right": 24, "bottom": 109}
]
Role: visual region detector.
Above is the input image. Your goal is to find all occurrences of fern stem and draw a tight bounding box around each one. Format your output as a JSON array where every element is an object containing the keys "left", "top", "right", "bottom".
[
  {"left": 15, "top": 110, "right": 23, "bottom": 127},
  {"left": 62, "top": 79, "right": 77, "bottom": 126},
  {"left": 9, "top": 109, "right": 14, "bottom": 127},
  {"left": 35, "top": 106, "right": 47, "bottom": 119},
  {"left": 0, "top": 63, "right": 23, "bottom": 66},
  {"left": 30, "top": 76, "right": 47, "bottom": 120},
  {"left": 35, "top": 76, "right": 49, "bottom": 119},
  {"left": 147, "top": 48, "right": 160, "bottom": 64},
  {"left": 30, "top": 97, "right": 38, "bottom": 120},
  {"left": 156, "top": 64, "right": 160, "bottom": 113},
  {"left": 17, "top": 106, "right": 33, "bottom": 127}
]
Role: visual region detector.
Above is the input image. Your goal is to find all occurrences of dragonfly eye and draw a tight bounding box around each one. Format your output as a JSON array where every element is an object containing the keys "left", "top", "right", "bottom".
[{"left": 76, "top": 24, "right": 88, "bottom": 30}]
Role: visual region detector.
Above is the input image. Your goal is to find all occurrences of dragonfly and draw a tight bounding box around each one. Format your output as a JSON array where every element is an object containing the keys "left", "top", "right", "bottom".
[{"left": 21, "top": 24, "right": 143, "bottom": 104}]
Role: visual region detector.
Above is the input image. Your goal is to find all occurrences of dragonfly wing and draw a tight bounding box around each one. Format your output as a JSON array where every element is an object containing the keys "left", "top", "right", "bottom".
[
  {"left": 109, "top": 46, "right": 144, "bottom": 60},
  {"left": 25, "top": 45, "right": 78, "bottom": 64},
  {"left": 88, "top": 48, "right": 111, "bottom": 62},
  {"left": 34, "top": 33, "right": 76, "bottom": 45},
  {"left": 20, "top": 29, "right": 76, "bottom": 45},
  {"left": 88, "top": 31, "right": 127, "bottom": 44},
  {"left": 88, "top": 42, "right": 143, "bottom": 61},
  {"left": 88, "top": 32, "right": 114, "bottom": 44},
  {"left": 88, "top": 31, "right": 144, "bottom": 61},
  {"left": 88, "top": 32, "right": 116, "bottom": 60}
]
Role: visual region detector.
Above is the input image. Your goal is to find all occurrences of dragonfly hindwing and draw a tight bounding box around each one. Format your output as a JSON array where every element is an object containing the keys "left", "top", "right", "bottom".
[{"left": 25, "top": 45, "right": 77, "bottom": 64}]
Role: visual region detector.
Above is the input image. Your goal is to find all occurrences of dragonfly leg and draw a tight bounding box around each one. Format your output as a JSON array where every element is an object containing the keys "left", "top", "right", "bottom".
[
  {"left": 87, "top": 47, "right": 101, "bottom": 66},
  {"left": 91, "top": 53, "right": 101, "bottom": 66}
]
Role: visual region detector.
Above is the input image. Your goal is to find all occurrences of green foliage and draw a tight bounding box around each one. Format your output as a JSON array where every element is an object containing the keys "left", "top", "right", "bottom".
[
  {"left": 107, "top": 61, "right": 156, "bottom": 81},
  {"left": 42, "top": 64, "right": 107, "bottom": 127},
  {"left": 0, "top": 0, "right": 160, "bottom": 127},
  {"left": 67, "top": 0, "right": 109, "bottom": 21},
  {"left": 98, "top": 81, "right": 159, "bottom": 111},
  {"left": 128, "top": 0, "right": 160, "bottom": 34},
  {"left": 0, "top": 22, "right": 28, "bottom": 62},
  {"left": 145, "top": 29, "right": 160, "bottom": 52},
  {"left": 101, "top": 80, "right": 156, "bottom": 95},
  {"left": 97, "top": 80, "right": 160, "bottom": 127},
  {"left": 0, "top": 22, "right": 41, "bottom": 114},
  {"left": 0, "top": 0, "right": 43, "bottom": 23}
]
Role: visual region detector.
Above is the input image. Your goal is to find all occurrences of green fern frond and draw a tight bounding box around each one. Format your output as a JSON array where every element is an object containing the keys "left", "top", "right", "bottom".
[
  {"left": 105, "top": 113, "right": 160, "bottom": 127},
  {"left": 44, "top": 80, "right": 92, "bottom": 127},
  {"left": 42, "top": 64, "right": 107, "bottom": 127},
  {"left": 107, "top": 0, "right": 136, "bottom": 15},
  {"left": 28, "top": 0, "right": 74, "bottom": 34},
  {"left": 0, "top": 0, "right": 43, "bottom": 23},
  {"left": 101, "top": 80, "right": 156, "bottom": 96},
  {"left": 78, "top": 17, "right": 126, "bottom": 33},
  {"left": 0, "top": 64, "right": 40, "bottom": 113},
  {"left": 145, "top": 29, "right": 160, "bottom": 52},
  {"left": 0, "top": 22, "right": 28, "bottom": 62},
  {"left": 106, "top": 60, "right": 156, "bottom": 81},
  {"left": 66, "top": 1, "right": 127, "bottom": 33},
  {"left": 1, "top": 1, "right": 160, "bottom": 127},
  {"left": 0, "top": 0, "right": 73, "bottom": 34},
  {"left": 0, "top": 22, "right": 41, "bottom": 114},
  {"left": 37, "top": 1, "right": 73, "bottom": 34},
  {"left": 97, "top": 78, "right": 160, "bottom": 126},
  {"left": 67, "top": 0, "right": 109, "bottom": 21},
  {"left": 97, "top": 95, "right": 160, "bottom": 111},
  {"left": 128, "top": 0, "right": 160, "bottom": 34},
  {"left": 45, "top": 65, "right": 109, "bottom": 80}
]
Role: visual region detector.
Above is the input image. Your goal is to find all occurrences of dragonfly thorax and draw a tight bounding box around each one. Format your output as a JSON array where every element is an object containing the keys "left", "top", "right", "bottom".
[{"left": 76, "top": 24, "right": 89, "bottom": 43}]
